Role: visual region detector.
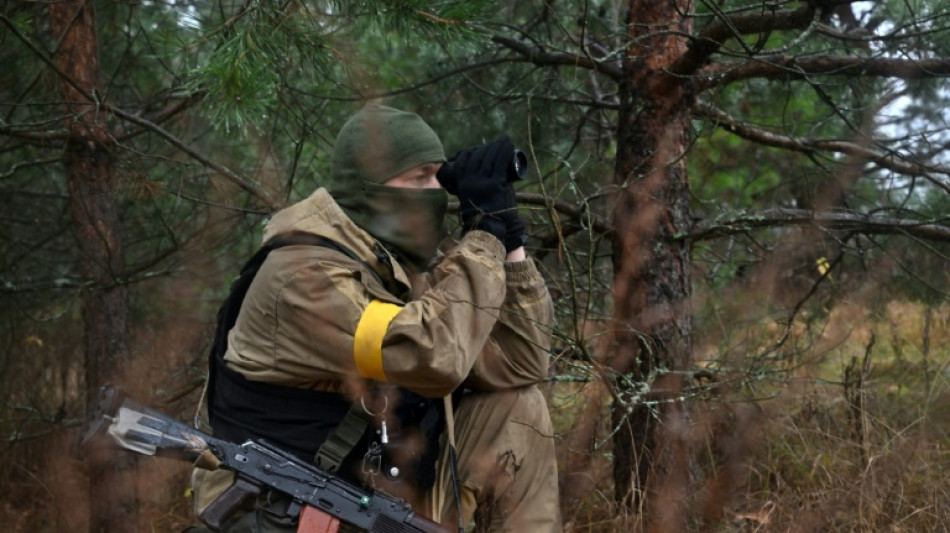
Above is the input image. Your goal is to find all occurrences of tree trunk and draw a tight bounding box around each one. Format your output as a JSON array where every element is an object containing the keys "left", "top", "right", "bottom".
[
  {"left": 610, "top": 0, "right": 694, "bottom": 528},
  {"left": 48, "top": 1, "right": 138, "bottom": 530}
]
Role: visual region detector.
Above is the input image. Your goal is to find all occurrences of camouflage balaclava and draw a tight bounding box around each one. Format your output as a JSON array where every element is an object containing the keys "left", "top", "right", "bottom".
[{"left": 330, "top": 104, "right": 448, "bottom": 271}]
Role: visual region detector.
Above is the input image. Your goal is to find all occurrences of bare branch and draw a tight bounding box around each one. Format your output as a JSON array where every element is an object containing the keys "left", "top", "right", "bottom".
[
  {"left": 515, "top": 190, "right": 950, "bottom": 245},
  {"left": 519, "top": 191, "right": 613, "bottom": 240},
  {"left": 112, "top": 92, "right": 203, "bottom": 142},
  {"left": 670, "top": 5, "right": 818, "bottom": 77},
  {"left": 699, "top": 54, "right": 950, "bottom": 90},
  {"left": 694, "top": 101, "right": 950, "bottom": 193},
  {"left": 688, "top": 208, "right": 950, "bottom": 243},
  {"left": 105, "top": 107, "right": 279, "bottom": 211},
  {"left": 492, "top": 35, "right": 623, "bottom": 81}
]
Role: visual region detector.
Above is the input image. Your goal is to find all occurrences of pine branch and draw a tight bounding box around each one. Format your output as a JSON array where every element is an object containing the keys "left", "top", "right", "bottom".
[{"left": 0, "top": 12, "right": 277, "bottom": 212}]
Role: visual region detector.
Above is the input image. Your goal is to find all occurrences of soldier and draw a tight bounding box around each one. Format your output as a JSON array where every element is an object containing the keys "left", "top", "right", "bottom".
[{"left": 189, "top": 104, "right": 561, "bottom": 532}]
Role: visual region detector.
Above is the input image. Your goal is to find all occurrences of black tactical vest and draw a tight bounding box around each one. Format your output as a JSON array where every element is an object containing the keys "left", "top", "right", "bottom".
[{"left": 206, "top": 232, "right": 444, "bottom": 489}]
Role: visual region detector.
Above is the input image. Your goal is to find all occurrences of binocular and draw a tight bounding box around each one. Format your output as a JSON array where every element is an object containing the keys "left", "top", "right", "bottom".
[
  {"left": 438, "top": 146, "right": 528, "bottom": 193},
  {"left": 509, "top": 149, "right": 528, "bottom": 181}
]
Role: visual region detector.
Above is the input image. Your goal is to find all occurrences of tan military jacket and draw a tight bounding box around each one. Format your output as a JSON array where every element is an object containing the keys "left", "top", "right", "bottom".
[
  {"left": 193, "top": 187, "right": 553, "bottom": 514},
  {"left": 222, "top": 187, "right": 552, "bottom": 395}
]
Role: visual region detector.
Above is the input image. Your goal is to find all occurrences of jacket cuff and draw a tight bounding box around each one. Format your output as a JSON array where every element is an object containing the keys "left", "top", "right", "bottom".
[
  {"left": 504, "top": 255, "right": 540, "bottom": 283},
  {"left": 503, "top": 256, "right": 548, "bottom": 299}
]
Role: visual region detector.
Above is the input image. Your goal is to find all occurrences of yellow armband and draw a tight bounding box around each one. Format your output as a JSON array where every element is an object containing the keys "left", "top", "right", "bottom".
[{"left": 353, "top": 300, "right": 402, "bottom": 381}]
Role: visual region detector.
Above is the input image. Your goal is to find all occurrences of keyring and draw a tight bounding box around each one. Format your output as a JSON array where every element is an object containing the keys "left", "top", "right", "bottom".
[{"left": 360, "top": 395, "right": 388, "bottom": 416}]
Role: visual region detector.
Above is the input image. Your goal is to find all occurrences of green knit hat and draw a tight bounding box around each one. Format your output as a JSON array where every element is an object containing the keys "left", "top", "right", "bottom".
[{"left": 331, "top": 104, "right": 445, "bottom": 187}]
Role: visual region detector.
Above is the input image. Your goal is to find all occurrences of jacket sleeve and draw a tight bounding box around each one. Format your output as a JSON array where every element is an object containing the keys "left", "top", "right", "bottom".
[
  {"left": 462, "top": 255, "right": 554, "bottom": 391},
  {"left": 376, "top": 230, "right": 507, "bottom": 397}
]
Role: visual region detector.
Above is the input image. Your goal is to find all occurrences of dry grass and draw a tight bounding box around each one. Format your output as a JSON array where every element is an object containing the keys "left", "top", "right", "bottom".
[
  {"left": 735, "top": 303, "right": 950, "bottom": 532},
  {"left": 553, "top": 301, "right": 950, "bottom": 532}
]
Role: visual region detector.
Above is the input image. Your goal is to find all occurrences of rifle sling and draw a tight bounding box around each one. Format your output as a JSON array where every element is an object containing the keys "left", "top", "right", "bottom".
[{"left": 314, "top": 404, "right": 372, "bottom": 473}]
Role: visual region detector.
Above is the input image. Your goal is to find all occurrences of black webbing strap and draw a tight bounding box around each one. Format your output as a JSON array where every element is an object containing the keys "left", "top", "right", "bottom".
[{"left": 315, "top": 404, "right": 372, "bottom": 472}]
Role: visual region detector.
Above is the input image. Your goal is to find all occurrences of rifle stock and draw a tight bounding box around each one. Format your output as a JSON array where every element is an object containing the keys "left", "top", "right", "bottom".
[{"left": 83, "top": 385, "right": 450, "bottom": 533}]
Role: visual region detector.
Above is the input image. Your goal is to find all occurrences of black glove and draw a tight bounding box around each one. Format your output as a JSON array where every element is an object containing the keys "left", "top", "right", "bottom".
[
  {"left": 501, "top": 182, "right": 526, "bottom": 252},
  {"left": 438, "top": 136, "right": 515, "bottom": 246}
]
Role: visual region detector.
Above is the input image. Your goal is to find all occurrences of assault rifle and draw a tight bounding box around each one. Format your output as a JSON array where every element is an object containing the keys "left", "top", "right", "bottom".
[{"left": 82, "top": 385, "right": 449, "bottom": 533}]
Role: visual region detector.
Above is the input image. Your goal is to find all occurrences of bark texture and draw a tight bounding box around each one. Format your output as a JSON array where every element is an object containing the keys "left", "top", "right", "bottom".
[
  {"left": 610, "top": 0, "right": 694, "bottom": 528},
  {"left": 49, "top": 1, "right": 138, "bottom": 530}
]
